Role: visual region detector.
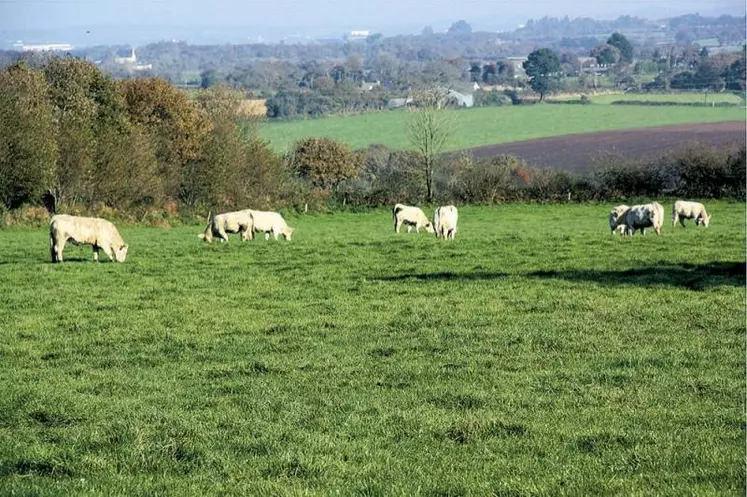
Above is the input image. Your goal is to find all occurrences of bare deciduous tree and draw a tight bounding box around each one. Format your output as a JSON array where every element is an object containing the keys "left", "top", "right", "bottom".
[{"left": 406, "top": 88, "right": 454, "bottom": 202}]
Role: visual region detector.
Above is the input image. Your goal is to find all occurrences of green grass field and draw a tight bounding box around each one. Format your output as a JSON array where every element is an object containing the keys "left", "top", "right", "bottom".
[
  {"left": 1, "top": 202, "right": 744, "bottom": 495},
  {"left": 260, "top": 105, "right": 746, "bottom": 153}
]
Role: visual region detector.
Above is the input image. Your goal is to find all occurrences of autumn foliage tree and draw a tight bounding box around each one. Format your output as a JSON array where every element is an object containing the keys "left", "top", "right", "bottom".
[{"left": 291, "top": 137, "right": 361, "bottom": 191}]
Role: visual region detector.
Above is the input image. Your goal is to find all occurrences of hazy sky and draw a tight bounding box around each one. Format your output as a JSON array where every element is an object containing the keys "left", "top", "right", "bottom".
[{"left": 1, "top": 0, "right": 744, "bottom": 32}]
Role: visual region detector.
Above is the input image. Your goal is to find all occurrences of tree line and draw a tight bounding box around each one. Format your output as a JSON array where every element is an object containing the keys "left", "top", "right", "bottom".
[{"left": 0, "top": 57, "right": 744, "bottom": 226}]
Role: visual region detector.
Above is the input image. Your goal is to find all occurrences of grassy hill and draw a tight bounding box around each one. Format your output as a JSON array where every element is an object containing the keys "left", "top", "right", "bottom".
[{"left": 260, "top": 104, "right": 746, "bottom": 153}]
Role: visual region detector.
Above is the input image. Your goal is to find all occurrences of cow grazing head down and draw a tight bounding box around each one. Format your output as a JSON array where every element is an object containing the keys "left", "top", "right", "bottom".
[
  {"left": 424, "top": 223, "right": 435, "bottom": 234},
  {"left": 697, "top": 214, "right": 712, "bottom": 228},
  {"left": 114, "top": 244, "right": 129, "bottom": 263},
  {"left": 282, "top": 226, "right": 294, "bottom": 241}
]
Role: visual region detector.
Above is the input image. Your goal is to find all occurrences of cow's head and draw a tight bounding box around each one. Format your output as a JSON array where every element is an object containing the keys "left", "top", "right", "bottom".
[
  {"left": 114, "top": 244, "right": 128, "bottom": 263},
  {"left": 699, "top": 214, "right": 711, "bottom": 228},
  {"left": 424, "top": 223, "right": 435, "bottom": 234},
  {"left": 283, "top": 226, "right": 294, "bottom": 241}
]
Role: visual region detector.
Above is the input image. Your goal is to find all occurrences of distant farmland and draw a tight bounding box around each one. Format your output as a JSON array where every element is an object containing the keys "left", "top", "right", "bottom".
[
  {"left": 260, "top": 104, "right": 746, "bottom": 153},
  {"left": 464, "top": 121, "right": 746, "bottom": 172}
]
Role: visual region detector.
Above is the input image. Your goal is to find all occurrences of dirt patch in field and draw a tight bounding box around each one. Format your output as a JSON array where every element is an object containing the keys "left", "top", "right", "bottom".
[{"left": 462, "top": 121, "right": 746, "bottom": 172}]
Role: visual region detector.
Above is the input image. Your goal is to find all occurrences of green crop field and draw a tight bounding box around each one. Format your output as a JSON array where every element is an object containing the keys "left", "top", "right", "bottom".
[
  {"left": 260, "top": 104, "right": 746, "bottom": 153},
  {"left": 1, "top": 201, "right": 744, "bottom": 495},
  {"left": 587, "top": 92, "right": 746, "bottom": 105}
]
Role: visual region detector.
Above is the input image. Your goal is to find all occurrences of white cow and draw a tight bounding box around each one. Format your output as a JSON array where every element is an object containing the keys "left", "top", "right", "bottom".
[
  {"left": 623, "top": 201, "right": 664, "bottom": 236},
  {"left": 248, "top": 210, "right": 294, "bottom": 241},
  {"left": 608, "top": 204, "right": 630, "bottom": 235},
  {"left": 49, "top": 214, "right": 128, "bottom": 263},
  {"left": 198, "top": 210, "right": 253, "bottom": 243},
  {"left": 433, "top": 205, "right": 458, "bottom": 240},
  {"left": 672, "top": 200, "right": 711, "bottom": 228},
  {"left": 393, "top": 204, "right": 434, "bottom": 234}
]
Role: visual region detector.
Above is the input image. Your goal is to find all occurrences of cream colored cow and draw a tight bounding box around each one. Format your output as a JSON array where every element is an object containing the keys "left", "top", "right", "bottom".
[
  {"left": 393, "top": 203, "right": 434, "bottom": 234},
  {"left": 672, "top": 200, "right": 711, "bottom": 228},
  {"left": 50, "top": 214, "right": 128, "bottom": 263},
  {"left": 248, "top": 210, "right": 294, "bottom": 241},
  {"left": 433, "top": 205, "right": 458, "bottom": 240},
  {"left": 608, "top": 204, "right": 630, "bottom": 235},
  {"left": 198, "top": 210, "right": 253, "bottom": 243},
  {"left": 623, "top": 202, "right": 664, "bottom": 236}
]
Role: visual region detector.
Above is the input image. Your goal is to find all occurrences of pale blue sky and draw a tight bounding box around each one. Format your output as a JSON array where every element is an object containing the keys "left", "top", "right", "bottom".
[{"left": 2, "top": 0, "right": 743, "bottom": 30}]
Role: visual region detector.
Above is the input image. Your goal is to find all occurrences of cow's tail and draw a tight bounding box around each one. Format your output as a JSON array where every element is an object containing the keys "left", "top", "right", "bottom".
[
  {"left": 198, "top": 211, "right": 212, "bottom": 240},
  {"left": 393, "top": 203, "right": 404, "bottom": 218}
]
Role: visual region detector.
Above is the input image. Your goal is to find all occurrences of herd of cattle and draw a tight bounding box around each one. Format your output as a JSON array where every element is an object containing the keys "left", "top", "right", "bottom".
[
  {"left": 608, "top": 199, "right": 711, "bottom": 236},
  {"left": 46, "top": 200, "right": 711, "bottom": 263}
]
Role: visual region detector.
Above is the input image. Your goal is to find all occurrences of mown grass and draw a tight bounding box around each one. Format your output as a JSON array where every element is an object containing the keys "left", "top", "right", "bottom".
[
  {"left": 0, "top": 201, "right": 744, "bottom": 495},
  {"left": 259, "top": 104, "right": 746, "bottom": 153}
]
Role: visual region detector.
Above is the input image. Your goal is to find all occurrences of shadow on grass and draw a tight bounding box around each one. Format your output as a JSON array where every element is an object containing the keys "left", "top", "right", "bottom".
[
  {"left": 373, "top": 271, "right": 509, "bottom": 282},
  {"left": 527, "top": 261, "right": 745, "bottom": 290}
]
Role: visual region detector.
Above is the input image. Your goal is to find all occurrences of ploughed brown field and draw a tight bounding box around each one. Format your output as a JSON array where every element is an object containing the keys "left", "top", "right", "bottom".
[{"left": 463, "top": 121, "right": 746, "bottom": 171}]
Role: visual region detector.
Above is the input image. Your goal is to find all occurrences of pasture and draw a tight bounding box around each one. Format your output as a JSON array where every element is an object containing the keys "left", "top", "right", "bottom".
[
  {"left": 259, "top": 104, "right": 746, "bottom": 153},
  {"left": 0, "top": 202, "right": 745, "bottom": 495}
]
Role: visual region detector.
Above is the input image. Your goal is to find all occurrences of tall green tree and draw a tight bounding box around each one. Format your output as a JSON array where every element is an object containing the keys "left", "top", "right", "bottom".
[
  {"left": 523, "top": 49, "right": 562, "bottom": 102},
  {"left": 607, "top": 32, "right": 634, "bottom": 63},
  {"left": 120, "top": 77, "right": 210, "bottom": 202},
  {"left": 0, "top": 62, "right": 58, "bottom": 209},
  {"left": 43, "top": 57, "right": 99, "bottom": 207}
]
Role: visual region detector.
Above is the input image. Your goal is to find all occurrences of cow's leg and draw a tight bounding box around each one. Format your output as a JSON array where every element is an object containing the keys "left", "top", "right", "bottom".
[
  {"left": 101, "top": 245, "right": 115, "bottom": 262},
  {"left": 406, "top": 225, "right": 413, "bottom": 233},
  {"left": 680, "top": 217, "right": 686, "bottom": 227},
  {"left": 217, "top": 228, "right": 229, "bottom": 242},
  {"left": 92, "top": 246, "right": 100, "bottom": 262},
  {"left": 50, "top": 237, "right": 57, "bottom": 263},
  {"left": 672, "top": 213, "right": 679, "bottom": 227},
  {"left": 56, "top": 239, "right": 66, "bottom": 262}
]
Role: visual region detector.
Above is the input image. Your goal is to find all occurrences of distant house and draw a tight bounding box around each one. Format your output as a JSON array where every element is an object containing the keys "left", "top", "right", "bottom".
[
  {"left": 446, "top": 89, "right": 474, "bottom": 108},
  {"left": 361, "top": 81, "right": 381, "bottom": 91},
  {"left": 507, "top": 56, "right": 528, "bottom": 77},
  {"left": 387, "top": 97, "right": 413, "bottom": 109},
  {"left": 14, "top": 42, "right": 73, "bottom": 52}
]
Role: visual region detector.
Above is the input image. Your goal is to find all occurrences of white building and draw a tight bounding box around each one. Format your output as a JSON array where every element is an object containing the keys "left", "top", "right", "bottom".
[{"left": 13, "top": 42, "right": 73, "bottom": 52}]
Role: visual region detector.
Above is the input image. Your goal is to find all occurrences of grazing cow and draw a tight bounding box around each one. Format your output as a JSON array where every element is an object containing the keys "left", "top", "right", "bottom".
[
  {"left": 433, "top": 205, "right": 458, "bottom": 240},
  {"left": 198, "top": 210, "right": 253, "bottom": 243},
  {"left": 393, "top": 204, "right": 434, "bottom": 234},
  {"left": 623, "top": 202, "right": 664, "bottom": 236},
  {"left": 608, "top": 204, "right": 630, "bottom": 235},
  {"left": 672, "top": 200, "right": 711, "bottom": 228},
  {"left": 49, "top": 214, "right": 128, "bottom": 263},
  {"left": 248, "top": 210, "right": 294, "bottom": 241}
]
